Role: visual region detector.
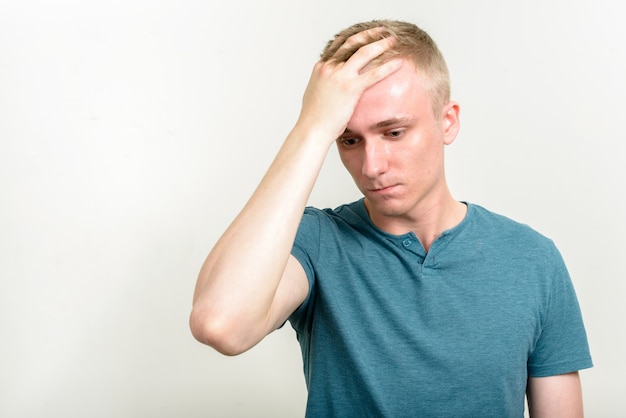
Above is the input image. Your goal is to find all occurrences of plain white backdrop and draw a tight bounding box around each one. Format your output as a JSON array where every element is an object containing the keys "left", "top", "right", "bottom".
[{"left": 1, "top": 0, "right": 624, "bottom": 416}]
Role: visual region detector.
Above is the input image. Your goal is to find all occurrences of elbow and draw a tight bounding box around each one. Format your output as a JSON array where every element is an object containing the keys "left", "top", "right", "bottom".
[{"left": 189, "top": 305, "right": 256, "bottom": 356}]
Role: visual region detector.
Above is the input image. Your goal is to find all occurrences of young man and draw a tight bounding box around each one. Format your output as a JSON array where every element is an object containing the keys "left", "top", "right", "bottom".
[{"left": 190, "top": 20, "right": 592, "bottom": 417}]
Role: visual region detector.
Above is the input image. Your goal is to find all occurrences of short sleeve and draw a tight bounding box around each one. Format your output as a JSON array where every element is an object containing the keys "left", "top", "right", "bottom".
[
  {"left": 527, "top": 246, "right": 593, "bottom": 377},
  {"left": 288, "top": 208, "right": 321, "bottom": 329}
]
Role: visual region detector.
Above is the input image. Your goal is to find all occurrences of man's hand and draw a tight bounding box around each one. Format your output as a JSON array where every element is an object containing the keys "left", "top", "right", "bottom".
[{"left": 296, "top": 28, "right": 403, "bottom": 145}]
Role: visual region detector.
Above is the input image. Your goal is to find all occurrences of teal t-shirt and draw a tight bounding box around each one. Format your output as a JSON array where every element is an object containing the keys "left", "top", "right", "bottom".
[{"left": 289, "top": 200, "right": 592, "bottom": 417}]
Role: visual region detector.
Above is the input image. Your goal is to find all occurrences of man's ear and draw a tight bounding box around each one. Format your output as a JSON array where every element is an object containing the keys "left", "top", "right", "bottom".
[{"left": 441, "top": 101, "right": 460, "bottom": 145}]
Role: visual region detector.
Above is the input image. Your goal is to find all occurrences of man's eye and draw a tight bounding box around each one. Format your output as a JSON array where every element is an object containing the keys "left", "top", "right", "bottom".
[
  {"left": 341, "top": 138, "right": 359, "bottom": 146},
  {"left": 387, "top": 130, "right": 403, "bottom": 138}
]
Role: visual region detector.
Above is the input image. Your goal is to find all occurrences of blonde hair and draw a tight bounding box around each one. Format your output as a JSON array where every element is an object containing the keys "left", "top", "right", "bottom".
[{"left": 321, "top": 20, "right": 450, "bottom": 114}]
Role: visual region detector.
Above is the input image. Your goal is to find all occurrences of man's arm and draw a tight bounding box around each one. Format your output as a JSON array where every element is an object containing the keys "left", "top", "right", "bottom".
[
  {"left": 189, "top": 29, "right": 403, "bottom": 356},
  {"left": 527, "top": 372, "right": 584, "bottom": 417}
]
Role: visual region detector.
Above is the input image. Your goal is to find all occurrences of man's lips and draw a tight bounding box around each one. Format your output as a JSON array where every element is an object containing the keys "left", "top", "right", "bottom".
[{"left": 369, "top": 184, "right": 399, "bottom": 193}]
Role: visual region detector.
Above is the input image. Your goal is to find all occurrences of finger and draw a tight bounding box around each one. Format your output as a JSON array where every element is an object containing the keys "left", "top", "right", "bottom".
[
  {"left": 358, "top": 58, "right": 404, "bottom": 87},
  {"left": 325, "top": 26, "right": 393, "bottom": 64},
  {"left": 334, "top": 26, "right": 391, "bottom": 55},
  {"left": 341, "top": 36, "right": 397, "bottom": 74}
]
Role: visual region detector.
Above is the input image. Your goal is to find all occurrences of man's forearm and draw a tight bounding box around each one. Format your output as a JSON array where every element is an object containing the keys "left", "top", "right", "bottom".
[
  {"left": 189, "top": 126, "right": 332, "bottom": 354},
  {"left": 190, "top": 29, "right": 403, "bottom": 355}
]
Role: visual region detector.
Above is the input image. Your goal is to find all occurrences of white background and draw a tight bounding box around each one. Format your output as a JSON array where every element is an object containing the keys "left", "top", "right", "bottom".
[{"left": 1, "top": 0, "right": 624, "bottom": 416}]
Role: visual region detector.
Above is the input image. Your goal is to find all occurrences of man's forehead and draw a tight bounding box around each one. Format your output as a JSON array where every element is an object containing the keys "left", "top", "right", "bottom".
[{"left": 366, "top": 61, "right": 425, "bottom": 96}]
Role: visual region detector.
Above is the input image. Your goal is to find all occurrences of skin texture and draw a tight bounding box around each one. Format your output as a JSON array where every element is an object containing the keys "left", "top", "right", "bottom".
[
  {"left": 527, "top": 372, "right": 584, "bottom": 418},
  {"left": 190, "top": 26, "right": 585, "bottom": 417}
]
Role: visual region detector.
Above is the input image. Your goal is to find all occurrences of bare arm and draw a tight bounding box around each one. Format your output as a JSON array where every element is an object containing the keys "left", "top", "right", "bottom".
[
  {"left": 189, "top": 29, "right": 403, "bottom": 355},
  {"left": 527, "top": 372, "right": 584, "bottom": 418}
]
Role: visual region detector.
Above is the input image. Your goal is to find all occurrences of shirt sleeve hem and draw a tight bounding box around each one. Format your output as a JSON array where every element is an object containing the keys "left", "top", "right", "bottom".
[{"left": 528, "top": 358, "right": 594, "bottom": 377}]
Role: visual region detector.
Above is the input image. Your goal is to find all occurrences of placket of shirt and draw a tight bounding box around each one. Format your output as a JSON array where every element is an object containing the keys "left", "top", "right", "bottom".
[
  {"left": 421, "top": 232, "right": 452, "bottom": 270},
  {"left": 397, "top": 232, "right": 427, "bottom": 267}
]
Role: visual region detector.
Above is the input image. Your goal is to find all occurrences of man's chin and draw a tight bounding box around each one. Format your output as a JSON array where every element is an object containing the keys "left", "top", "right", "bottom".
[{"left": 364, "top": 197, "right": 407, "bottom": 218}]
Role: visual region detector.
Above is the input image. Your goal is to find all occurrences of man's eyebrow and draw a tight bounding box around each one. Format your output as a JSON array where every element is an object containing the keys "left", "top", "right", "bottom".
[
  {"left": 374, "top": 117, "right": 413, "bottom": 129},
  {"left": 342, "top": 117, "right": 414, "bottom": 135}
]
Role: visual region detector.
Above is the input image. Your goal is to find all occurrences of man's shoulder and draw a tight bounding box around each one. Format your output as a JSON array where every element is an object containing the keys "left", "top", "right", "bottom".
[
  {"left": 466, "top": 203, "right": 557, "bottom": 251},
  {"left": 303, "top": 199, "right": 368, "bottom": 226}
]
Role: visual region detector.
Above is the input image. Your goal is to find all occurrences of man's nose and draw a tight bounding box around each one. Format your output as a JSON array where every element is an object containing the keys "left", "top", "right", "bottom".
[{"left": 362, "top": 140, "right": 389, "bottom": 179}]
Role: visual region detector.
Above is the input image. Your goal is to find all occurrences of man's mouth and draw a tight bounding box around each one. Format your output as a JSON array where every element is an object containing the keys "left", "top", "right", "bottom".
[{"left": 369, "top": 184, "right": 398, "bottom": 193}]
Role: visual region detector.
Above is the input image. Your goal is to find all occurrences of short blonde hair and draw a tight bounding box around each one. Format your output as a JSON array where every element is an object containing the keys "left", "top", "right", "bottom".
[{"left": 321, "top": 20, "right": 450, "bottom": 115}]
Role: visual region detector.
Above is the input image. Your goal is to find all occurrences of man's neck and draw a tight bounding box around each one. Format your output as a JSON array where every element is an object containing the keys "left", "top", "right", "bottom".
[{"left": 366, "top": 194, "right": 467, "bottom": 252}]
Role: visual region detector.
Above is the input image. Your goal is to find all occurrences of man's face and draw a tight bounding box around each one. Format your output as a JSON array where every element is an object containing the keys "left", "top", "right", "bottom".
[{"left": 336, "top": 59, "right": 459, "bottom": 230}]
